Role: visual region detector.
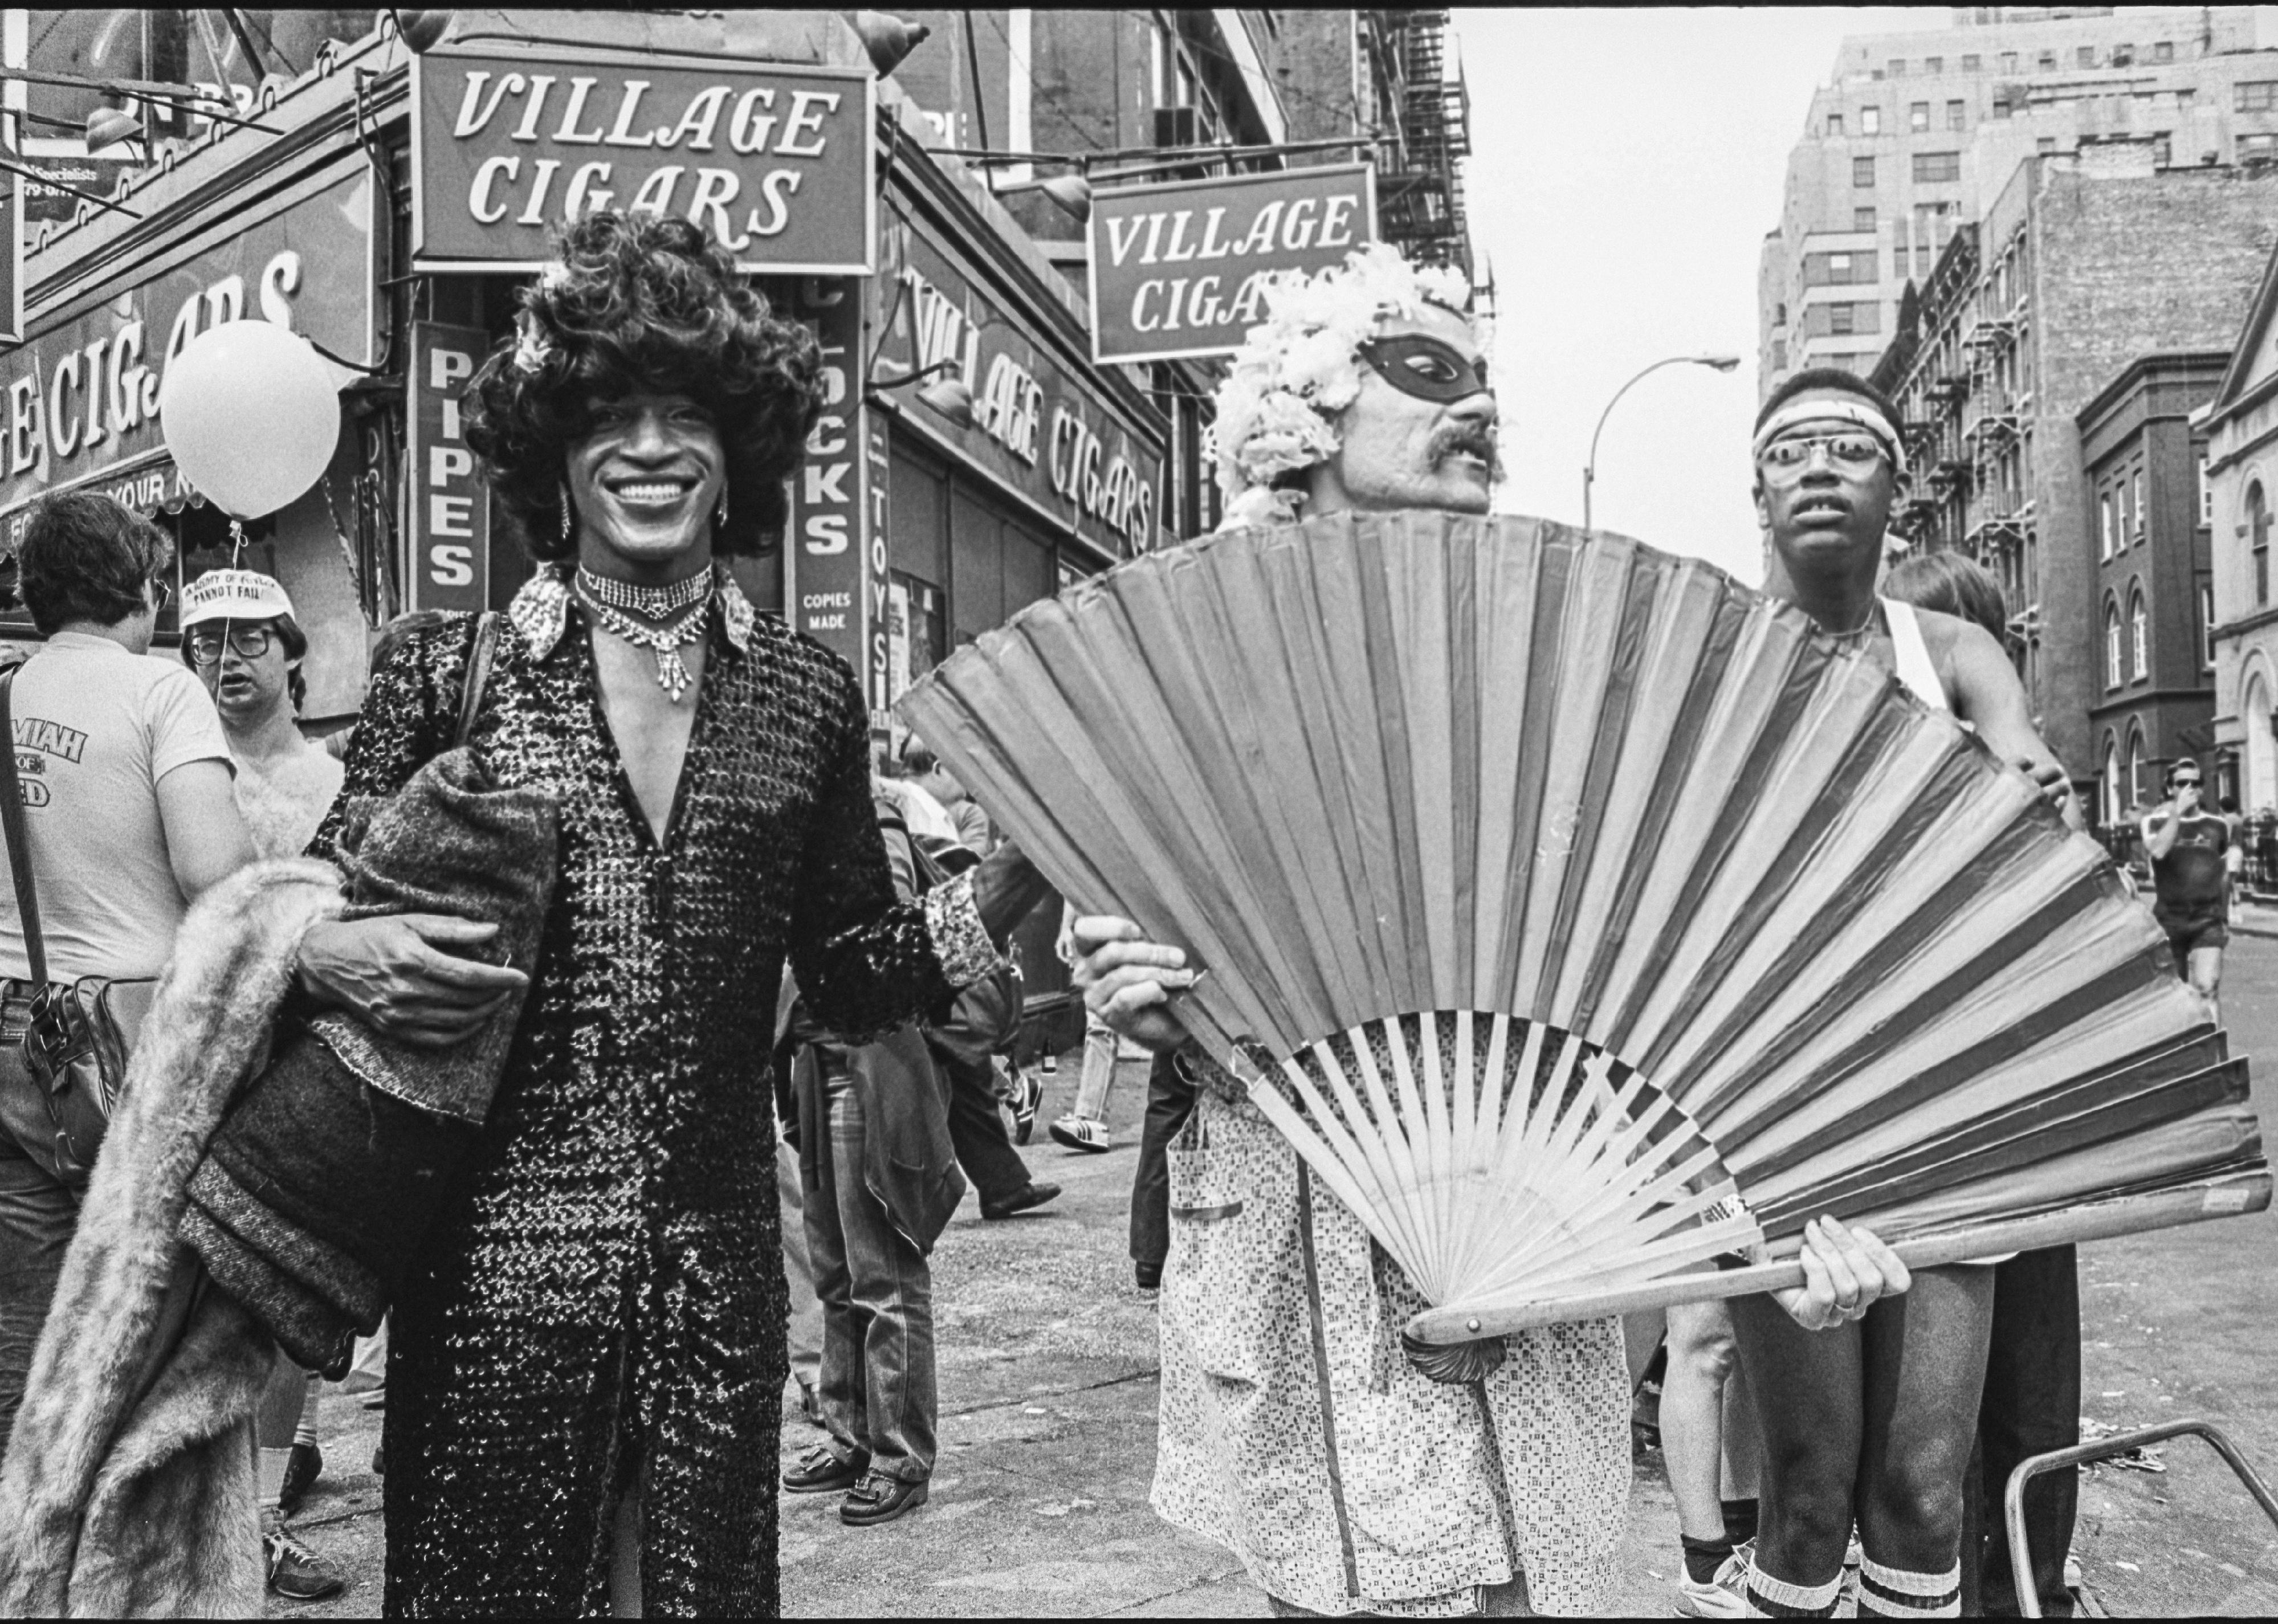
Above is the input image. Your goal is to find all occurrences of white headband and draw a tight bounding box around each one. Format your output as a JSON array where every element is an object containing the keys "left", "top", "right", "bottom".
[{"left": 1751, "top": 398, "right": 1908, "bottom": 474}]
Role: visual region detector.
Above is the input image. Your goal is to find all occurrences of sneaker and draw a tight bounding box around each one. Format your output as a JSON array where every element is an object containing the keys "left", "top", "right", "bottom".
[
  {"left": 262, "top": 1517, "right": 347, "bottom": 1601},
  {"left": 1676, "top": 1543, "right": 1751, "bottom": 1619},
  {"left": 1049, "top": 1115, "right": 1112, "bottom": 1154},
  {"left": 784, "top": 1442, "right": 869, "bottom": 1494},
  {"left": 1009, "top": 1066, "right": 1042, "bottom": 1146},
  {"left": 278, "top": 1440, "right": 322, "bottom": 1517},
  {"left": 980, "top": 1181, "right": 1061, "bottom": 1220},
  {"left": 840, "top": 1470, "right": 930, "bottom": 1527}
]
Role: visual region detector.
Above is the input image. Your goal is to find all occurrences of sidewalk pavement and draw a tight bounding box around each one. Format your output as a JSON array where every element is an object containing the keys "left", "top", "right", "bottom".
[{"left": 270, "top": 921, "right": 2278, "bottom": 1615}]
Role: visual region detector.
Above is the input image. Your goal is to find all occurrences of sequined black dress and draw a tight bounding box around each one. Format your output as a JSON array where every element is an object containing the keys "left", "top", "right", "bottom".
[{"left": 311, "top": 568, "right": 992, "bottom": 1616}]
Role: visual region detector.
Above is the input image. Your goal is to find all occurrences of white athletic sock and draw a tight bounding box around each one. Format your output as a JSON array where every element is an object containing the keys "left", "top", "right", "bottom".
[
  {"left": 257, "top": 1445, "right": 290, "bottom": 1517},
  {"left": 1856, "top": 1556, "right": 1961, "bottom": 1617},
  {"left": 1742, "top": 1558, "right": 1843, "bottom": 1618},
  {"left": 295, "top": 1372, "right": 321, "bottom": 1448}
]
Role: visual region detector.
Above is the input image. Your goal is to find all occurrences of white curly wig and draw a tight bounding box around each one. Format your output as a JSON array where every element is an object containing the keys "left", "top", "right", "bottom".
[{"left": 1207, "top": 242, "right": 1480, "bottom": 531}]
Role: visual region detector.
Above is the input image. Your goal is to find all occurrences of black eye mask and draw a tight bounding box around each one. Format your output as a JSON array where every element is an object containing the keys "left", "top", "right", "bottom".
[{"left": 1356, "top": 335, "right": 1491, "bottom": 403}]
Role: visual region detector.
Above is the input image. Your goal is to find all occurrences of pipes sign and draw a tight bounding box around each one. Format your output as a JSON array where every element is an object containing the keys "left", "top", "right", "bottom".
[
  {"left": 1086, "top": 165, "right": 1376, "bottom": 364},
  {"left": 412, "top": 47, "right": 874, "bottom": 274},
  {"left": 406, "top": 322, "right": 492, "bottom": 613}
]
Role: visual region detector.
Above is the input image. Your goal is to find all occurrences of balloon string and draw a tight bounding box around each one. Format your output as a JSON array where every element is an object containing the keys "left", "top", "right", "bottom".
[{"left": 229, "top": 519, "right": 246, "bottom": 569}]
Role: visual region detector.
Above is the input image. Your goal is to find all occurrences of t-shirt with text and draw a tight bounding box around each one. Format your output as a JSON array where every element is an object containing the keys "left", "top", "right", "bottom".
[{"left": 0, "top": 633, "right": 232, "bottom": 982}]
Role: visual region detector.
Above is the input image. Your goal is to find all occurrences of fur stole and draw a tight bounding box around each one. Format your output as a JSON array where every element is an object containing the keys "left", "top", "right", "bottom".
[{"left": 0, "top": 859, "right": 343, "bottom": 1618}]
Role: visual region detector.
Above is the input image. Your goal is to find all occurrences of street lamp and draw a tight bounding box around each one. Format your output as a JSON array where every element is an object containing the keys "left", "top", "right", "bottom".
[{"left": 1582, "top": 353, "right": 1742, "bottom": 533}]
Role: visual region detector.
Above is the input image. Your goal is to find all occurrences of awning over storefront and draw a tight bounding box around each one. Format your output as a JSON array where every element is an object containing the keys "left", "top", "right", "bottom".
[{"left": 0, "top": 449, "right": 205, "bottom": 554}]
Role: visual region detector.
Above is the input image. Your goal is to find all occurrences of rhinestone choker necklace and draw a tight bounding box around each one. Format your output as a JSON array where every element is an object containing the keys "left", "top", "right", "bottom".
[
  {"left": 576, "top": 565, "right": 712, "bottom": 619},
  {"left": 574, "top": 567, "right": 714, "bottom": 702}
]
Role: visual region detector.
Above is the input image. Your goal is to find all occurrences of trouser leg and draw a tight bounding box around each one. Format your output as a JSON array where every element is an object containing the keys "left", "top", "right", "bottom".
[
  {"left": 825, "top": 1068, "right": 936, "bottom": 1483},
  {"left": 804, "top": 1063, "right": 868, "bottom": 1467},
  {"left": 1072, "top": 1015, "right": 1119, "bottom": 1121},
  {"left": 0, "top": 1109, "right": 76, "bottom": 1461},
  {"left": 938, "top": 1047, "right": 1030, "bottom": 1207},
  {"left": 1974, "top": 1246, "right": 2080, "bottom": 1618},
  {"left": 1129, "top": 1054, "right": 1196, "bottom": 1270},
  {"left": 776, "top": 1138, "right": 823, "bottom": 1393}
]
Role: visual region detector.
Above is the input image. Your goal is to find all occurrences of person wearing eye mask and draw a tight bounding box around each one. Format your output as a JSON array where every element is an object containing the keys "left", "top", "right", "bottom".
[{"left": 1062, "top": 247, "right": 1909, "bottom": 1621}]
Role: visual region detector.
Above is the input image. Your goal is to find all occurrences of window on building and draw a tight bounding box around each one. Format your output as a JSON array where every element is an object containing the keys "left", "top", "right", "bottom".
[
  {"left": 2243, "top": 133, "right": 2278, "bottom": 161},
  {"left": 1854, "top": 156, "right": 1876, "bottom": 187},
  {"left": 2101, "top": 491, "right": 2116, "bottom": 560},
  {"left": 1854, "top": 206, "right": 1876, "bottom": 231},
  {"left": 2118, "top": 472, "right": 2133, "bottom": 540},
  {"left": 1925, "top": 56, "right": 1943, "bottom": 75},
  {"left": 1827, "top": 252, "right": 1852, "bottom": 280},
  {"left": 1888, "top": 59, "right": 1905, "bottom": 77},
  {"left": 1947, "top": 99, "right": 1967, "bottom": 130},
  {"left": 2106, "top": 602, "right": 2124, "bottom": 688},
  {"left": 2154, "top": 132, "right": 2173, "bottom": 167},
  {"left": 2131, "top": 592, "right": 2149, "bottom": 679},
  {"left": 1827, "top": 111, "right": 1844, "bottom": 136},
  {"left": 1861, "top": 105, "right": 1882, "bottom": 134},
  {"left": 1771, "top": 339, "right": 1787, "bottom": 371},
  {"left": 2179, "top": 88, "right": 2195, "bottom": 107},
  {"left": 2201, "top": 456, "right": 2214, "bottom": 525},
  {"left": 2002, "top": 51, "right": 2019, "bottom": 74},
  {"left": 1893, "top": 245, "right": 1909, "bottom": 279},
  {"left": 2113, "top": 43, "right": 2134, "bottom": 67},
  {"left": 2132, "top": 468, "right": 2146, "bottom": 539},
  {"left": 1830, "top": 303, "right": 1859, "bottom": 335},
  {"left": 1963, "top": 54, "right": 1982, "bottom": 72},
  {"left": 1910, "top": 101, "right": 1931, "bottom": 131},
  {"left": 2078, "top": 46, "right": 2097, "bottom": 68},
  {"left": 2037, "top": 136, "right": 2059, "bottom": 154},
  {"left": 2203, "top": 582, "right": 2217, "bottom": 668},
  {"left": 2238, "top": 81, "right": 2278, "bottom": 112},
  {"left": 2154, "top": 41, "right": 2174, "bottom": 63},
  {"left": 1775, "top": 302, "right": 1787, "bottom": 325},
  {"left": 1913, "top": 151, "right": 1962, "bottom": 182},
  {"left": 2128, "top": 732, "right": 2145, "bottom": 805},
  {"left": 2252, "top": 482, "right": 2272, "bottom": 605},
  {"left": 2038, "top": 51, "right": 2057, "bottom": 71}
]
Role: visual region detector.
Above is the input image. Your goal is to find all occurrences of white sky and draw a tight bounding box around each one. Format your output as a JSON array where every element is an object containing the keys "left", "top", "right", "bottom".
[{"left": 1453, "top": 7, "right": 1941, "bottom": 584}]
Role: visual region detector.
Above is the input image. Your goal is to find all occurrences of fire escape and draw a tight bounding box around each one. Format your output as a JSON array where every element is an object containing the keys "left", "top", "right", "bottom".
[{"left": 1369, "top": 11, "right": 1473, "bottom": 281}]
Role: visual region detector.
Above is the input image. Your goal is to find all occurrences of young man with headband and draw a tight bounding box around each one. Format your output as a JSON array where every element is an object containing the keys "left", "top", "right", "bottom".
[{"left": 1735, "top": 367, "right": 2079, "bottom": 1622}]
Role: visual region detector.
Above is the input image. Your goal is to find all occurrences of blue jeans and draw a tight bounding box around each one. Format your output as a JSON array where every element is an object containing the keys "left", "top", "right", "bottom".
[
  {"left": 805, "top": 1065, "right": 935, "bottom": 1483},
  {"left": 0, "top": 1043, "right": 78, "bottom": 1460}
]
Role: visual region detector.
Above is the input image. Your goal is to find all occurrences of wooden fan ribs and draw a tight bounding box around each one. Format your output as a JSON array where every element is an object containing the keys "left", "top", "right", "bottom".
[{"left": 896, "top": 513, "right": 2271, "bottom": 1334}]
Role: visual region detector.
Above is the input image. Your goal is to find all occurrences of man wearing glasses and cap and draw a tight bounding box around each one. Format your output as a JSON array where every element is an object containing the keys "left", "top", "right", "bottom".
[
  {"left": 177, "top": 566, "right": 350, "bottom": 1601},
  {"left": 179, "top": 570, "right": 345, "bottom": 866}
]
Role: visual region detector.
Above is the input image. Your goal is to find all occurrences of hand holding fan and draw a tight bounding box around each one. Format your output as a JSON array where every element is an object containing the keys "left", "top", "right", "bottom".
[{"left": 899, "top": 513, "right": 2268, "bottom": 1342}]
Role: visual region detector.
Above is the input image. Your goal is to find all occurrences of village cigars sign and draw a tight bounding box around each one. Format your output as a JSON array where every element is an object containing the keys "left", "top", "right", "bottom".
[
  {"left": 1086, "top": 164, "right": 1375, "bottom": 365},
  {"left": 411, "top": 47, "right": 874, "bottom": 274}
]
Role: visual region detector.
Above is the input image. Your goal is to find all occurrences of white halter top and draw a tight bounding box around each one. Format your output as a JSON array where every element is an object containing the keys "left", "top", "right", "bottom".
[{"left": 1881, "top": 598, "right": 1950, "bottom": 711}]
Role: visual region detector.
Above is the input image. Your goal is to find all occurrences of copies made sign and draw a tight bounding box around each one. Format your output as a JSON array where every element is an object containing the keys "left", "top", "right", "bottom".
[
  {"left": 412, "top": 48, "right": 873, "bottom": 273},
  {"left": 1087, "top": 165, "right": 1375, "bottom": 364}
]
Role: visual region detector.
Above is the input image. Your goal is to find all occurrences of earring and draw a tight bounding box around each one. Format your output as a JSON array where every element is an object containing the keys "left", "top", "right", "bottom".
[
  {"left": 560, "top": 484, "right": 573, "bottom": 546},
  {"left": 714, "top": 485, "right": 729, "bottom": 533}
]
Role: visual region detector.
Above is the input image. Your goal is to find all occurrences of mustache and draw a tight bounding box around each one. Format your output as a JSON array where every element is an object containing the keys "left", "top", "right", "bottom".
[{"left": 1431, "top": 422, "right": 1503, "bottom": 479}]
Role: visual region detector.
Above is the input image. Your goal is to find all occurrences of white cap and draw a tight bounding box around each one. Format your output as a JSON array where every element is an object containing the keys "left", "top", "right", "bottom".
[{"left": 181, "top": 568, "right": 295, "bottom": 628}]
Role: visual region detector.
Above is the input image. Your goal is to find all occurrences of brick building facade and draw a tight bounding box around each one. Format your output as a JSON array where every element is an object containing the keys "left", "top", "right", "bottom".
[{"left": 2078, "top": 352, "right": 2227, "bottom": 825}]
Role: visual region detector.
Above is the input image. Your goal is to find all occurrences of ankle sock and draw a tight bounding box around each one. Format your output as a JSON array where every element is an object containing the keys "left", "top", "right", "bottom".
[
  {"left": 1743, "top": 1562, "right": 1841, "bottom": 1618},
  {"left": 256, "top": 1445, "right": 290, "bottom": 1515},
  {"left": 1681, "top": 1532, "right": 1735, "bottom": 1584},
  {"left": 1857, "top": 1556, "right": 1961, "bottom": 1618},
  {"left": 1723, "top": 1495, "right": 1761, "bottom": 1546},
  {"left": 295, "top": 1372, "right": 321, "bottom": 1448}
]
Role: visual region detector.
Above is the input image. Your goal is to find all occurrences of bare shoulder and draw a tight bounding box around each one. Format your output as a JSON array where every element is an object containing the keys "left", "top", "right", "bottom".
[{"left": 1908, "top": 606, "right": 2019, "bottom": 709}]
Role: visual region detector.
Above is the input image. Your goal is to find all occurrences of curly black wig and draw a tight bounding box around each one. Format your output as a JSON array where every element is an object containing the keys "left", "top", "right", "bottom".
[{"left": 462, "top": 211, "right": 825, "bottom": 561}]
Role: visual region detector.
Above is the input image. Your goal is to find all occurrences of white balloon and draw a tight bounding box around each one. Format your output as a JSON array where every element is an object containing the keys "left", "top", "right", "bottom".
[{"left": 159, "top": 319, "right": 342, "bottom": 520}]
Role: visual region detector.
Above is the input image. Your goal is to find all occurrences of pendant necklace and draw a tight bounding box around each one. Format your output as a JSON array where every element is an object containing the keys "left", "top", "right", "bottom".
[
  {"left": 1823, "top": 600, "right": 1881, "bottom": 650},
  {"left": 576, "top": 565, "right": 714, "bottom": 702}
]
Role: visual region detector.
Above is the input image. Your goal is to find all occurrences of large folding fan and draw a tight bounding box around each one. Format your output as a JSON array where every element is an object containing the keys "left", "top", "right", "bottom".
[{"left": 899, "top": 513, "right": 2269, "bottom": 1343}]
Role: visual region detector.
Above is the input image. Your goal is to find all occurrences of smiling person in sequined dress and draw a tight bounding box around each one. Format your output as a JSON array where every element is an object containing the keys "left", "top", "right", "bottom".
[{"left": 287, "top": 213, "right": 1047, "bottom": 1616}]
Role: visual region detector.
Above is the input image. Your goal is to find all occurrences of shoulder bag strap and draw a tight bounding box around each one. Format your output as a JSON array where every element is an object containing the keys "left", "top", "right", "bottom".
[
  {"left": 0, "top": 666, "right": 47, "bottom": 987},
  {"left": 455, "top": 610, "right": 503, "bottom": 752}
]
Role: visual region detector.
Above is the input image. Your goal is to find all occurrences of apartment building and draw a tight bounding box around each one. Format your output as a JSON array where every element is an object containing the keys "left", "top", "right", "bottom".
[{"left": 1761, "top": 6, "right": 2278, "bottom": 393}]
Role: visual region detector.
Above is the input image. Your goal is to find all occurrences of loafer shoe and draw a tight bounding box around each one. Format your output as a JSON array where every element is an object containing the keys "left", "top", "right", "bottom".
[
  {"left": 1049, "top": 1115, "right": 1112, "bottom": 1153},
  {"left": 783, "top": 1443, "right": 869, "bottom": 1495},
  {"left": 980, "top": 1181, "right": 1060, "bottom": 1220},
  {"left": 840, "top": 1471, "right": 930, "bottom": 1527}
]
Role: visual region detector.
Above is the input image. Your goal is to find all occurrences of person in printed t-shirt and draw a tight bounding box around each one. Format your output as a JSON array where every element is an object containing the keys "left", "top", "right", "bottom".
[{"left": 2141, "top": 759, "right": 2230, "bottom": 1019}]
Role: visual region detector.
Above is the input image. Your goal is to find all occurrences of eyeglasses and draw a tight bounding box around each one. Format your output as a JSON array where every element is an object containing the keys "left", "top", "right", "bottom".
[
  {"left": 1356, "top": 335, "right": 1492, "bottom": 403},
  {"left": 185, "top": 625, "right": 276, "bottom": 664},
  {"left": 1757, "top": 432, "right": 1889, "bottom": 476},
  {"left": 146, "top": 579, "right": 172, "bottom": 612}
]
